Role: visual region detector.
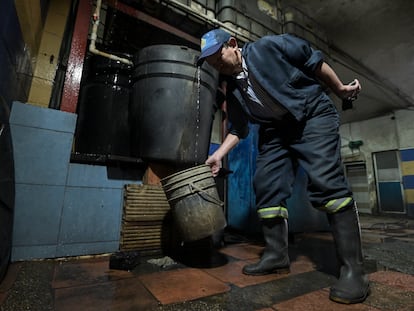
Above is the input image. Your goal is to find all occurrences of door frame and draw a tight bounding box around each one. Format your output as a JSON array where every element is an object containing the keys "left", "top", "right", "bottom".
[{"left": 344, "top": 161, "right": 370, "bottom": 214}]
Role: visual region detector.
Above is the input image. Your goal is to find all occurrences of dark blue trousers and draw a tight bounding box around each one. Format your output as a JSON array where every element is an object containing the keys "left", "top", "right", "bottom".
[{"left": 253, "top": 95, "right": 353, "bottom": 219}]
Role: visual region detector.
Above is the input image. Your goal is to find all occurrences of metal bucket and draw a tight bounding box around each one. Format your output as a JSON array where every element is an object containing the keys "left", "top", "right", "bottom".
[{"left": 161, "top": 164, "right": 226, "bottom": 241}]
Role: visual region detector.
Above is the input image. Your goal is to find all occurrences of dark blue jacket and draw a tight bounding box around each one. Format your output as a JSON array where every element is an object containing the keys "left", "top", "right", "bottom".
[{"left": 227, "top": 34, "right": 325, "bottom": 139}]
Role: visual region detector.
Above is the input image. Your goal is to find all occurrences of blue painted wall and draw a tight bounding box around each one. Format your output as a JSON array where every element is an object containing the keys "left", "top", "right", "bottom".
[
  {"left": 401, "top": 149, "right": 414, "bottom": 217},
  {"left": 10, "top": 102, "right": 142, "bottom": 261}
]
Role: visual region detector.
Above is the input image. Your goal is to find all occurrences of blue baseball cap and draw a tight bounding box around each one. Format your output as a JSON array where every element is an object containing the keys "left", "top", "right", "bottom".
[{"left": 197, "top": 29, "right": 231, "bottom": 66}]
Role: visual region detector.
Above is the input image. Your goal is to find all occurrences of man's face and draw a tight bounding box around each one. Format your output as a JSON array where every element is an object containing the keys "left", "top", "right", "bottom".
[{"left": 205, "top": 41, "right": 240, "bottom": 76}]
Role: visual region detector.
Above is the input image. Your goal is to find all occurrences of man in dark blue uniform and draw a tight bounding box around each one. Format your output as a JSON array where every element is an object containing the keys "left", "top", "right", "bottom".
[{"left": 197, "top": 28, "right": 369, "bottom": 304}]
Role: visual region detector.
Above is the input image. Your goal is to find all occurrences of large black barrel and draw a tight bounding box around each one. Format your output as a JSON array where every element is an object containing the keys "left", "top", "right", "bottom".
[
  {"left": 0, "top": 96, "right": 14, "bottom": 282},
  {"left": 75, "top": 53, "right": 132, "bottom": 157},
  {"left": 131, "top": 45, "right": 218, "bottom": 166}
]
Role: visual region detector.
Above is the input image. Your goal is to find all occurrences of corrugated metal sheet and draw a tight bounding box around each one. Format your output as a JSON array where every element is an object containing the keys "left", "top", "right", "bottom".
[{"left": 120, "top": 184, "right": 172, "bottom": 253}]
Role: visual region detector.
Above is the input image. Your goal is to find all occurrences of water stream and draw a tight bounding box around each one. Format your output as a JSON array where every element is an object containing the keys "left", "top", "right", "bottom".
[{"left": 194, "top": 66, "right": 201, "bottom": 166}]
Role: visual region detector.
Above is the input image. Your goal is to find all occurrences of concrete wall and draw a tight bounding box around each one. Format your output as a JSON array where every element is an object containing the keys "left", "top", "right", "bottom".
[
  {"left": 340, "top": 108, "right": 414, "bottom": 215},
  {"left": 27, "top": 0, "right": 71, "bottom": 107}
]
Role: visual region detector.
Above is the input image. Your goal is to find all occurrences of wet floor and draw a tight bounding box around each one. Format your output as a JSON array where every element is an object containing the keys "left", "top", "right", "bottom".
[{"left": 1, "top": 214, "right": 413, "bottom": 311}]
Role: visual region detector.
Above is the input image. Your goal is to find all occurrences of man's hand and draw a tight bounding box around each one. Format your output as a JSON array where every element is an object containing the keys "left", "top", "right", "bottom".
[
  {"left": 341, "top": 79, "right": 361, "bottom": 101},
  {"left": 205, "top": 133, "right": 240, "bottom": 177},
  {"left": 315, "top": 62, "right": 362, "bottom": 101},
  {"left": 205, "top": 154, "right": 222, "bottom": 177}
]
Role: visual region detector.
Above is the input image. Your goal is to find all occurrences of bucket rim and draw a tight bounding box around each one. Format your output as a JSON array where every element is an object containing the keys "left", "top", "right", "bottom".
[
  {"left": 160, "top": 164, "right": 212, "bottom": 184},
  {"left": 162, "top": 173, "right": 213, "bottom": 192},
  {"left": 165, "top": 181, "right": 218, "bottom": 203},
  {"left": 161, "top": 172, "right": 214, "bottom": 196}
]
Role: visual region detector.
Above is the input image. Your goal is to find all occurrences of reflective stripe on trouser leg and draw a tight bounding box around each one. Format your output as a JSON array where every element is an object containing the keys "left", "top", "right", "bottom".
[
  {"left": 257, "top": 206, "right": 288, "bottom": 219},
  {"left": 320, "top": 197, "right": 354, "bottom": 214}
]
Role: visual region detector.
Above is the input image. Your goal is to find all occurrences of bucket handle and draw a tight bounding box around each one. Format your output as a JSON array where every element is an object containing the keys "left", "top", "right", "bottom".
[{"left": 188, "top": 182, "right": 224, "bottom": 207}]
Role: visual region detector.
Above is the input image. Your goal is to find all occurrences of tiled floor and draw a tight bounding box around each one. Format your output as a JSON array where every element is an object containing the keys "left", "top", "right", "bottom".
[{"left": 1, "top": 214, "right": 414, "bottom": 311}]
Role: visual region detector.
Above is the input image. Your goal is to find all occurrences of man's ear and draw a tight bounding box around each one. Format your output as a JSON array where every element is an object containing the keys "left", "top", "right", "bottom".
[{"left": 228, "top": 37, "right": 238, "bottom": 48}]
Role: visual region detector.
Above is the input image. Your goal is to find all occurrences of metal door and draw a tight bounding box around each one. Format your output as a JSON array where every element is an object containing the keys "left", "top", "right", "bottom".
[
  {"left": 373, "top": 150, "right": 405, "bottom": 214},
  {"left": 227, "top": 124, "right": 260, "bottom": 234}
]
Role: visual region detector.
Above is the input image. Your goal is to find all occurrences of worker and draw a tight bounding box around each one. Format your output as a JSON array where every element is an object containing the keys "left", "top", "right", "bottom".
[{"left": 197, "top": 28, "right": 369, "bottom": 304}]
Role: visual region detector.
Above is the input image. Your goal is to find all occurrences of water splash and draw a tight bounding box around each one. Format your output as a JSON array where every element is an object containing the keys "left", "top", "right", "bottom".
[{"left": 195, "top": 66, "right": 201, "bottom": 166}]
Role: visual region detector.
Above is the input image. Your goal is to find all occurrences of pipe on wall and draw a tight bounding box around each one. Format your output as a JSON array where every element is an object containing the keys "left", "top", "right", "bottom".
[
  {"left": 165, "top": 0, "right": 252, "bottom": 42},
  {"left": 89, "top": 0, "right": 133, "bottom": 65}
]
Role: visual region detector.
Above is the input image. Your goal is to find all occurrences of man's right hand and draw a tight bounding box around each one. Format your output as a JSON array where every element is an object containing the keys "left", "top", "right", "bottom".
[{"left": 205, "top": 154, "right": 222, "bottom": 177}]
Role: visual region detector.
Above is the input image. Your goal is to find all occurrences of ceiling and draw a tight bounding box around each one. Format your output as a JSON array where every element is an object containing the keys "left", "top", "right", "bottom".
[
  {"left": 280, "top": 0, "right": 414, "bottom": 123},
  {"left": 122, "top": 0, "right": 413, "bottom": 124}
]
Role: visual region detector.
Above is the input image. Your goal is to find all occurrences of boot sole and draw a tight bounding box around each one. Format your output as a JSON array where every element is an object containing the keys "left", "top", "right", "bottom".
[
  {"left": 242, "top": 267, "right": 290, "bottom": 276},
  {"left": 329, "top": 286, "right": 370, "bottom": 304}
]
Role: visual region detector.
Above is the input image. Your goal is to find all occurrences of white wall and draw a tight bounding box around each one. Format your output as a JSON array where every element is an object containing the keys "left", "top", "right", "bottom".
[
  {"left": 340, "top": 108, "right": 414, "bottom": 213},
  {"left": 395, "top": 110, "right": 414, "bottom": 149}
]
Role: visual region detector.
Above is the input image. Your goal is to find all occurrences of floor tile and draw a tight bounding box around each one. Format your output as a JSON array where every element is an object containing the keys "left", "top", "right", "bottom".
[
  {"left": 365, "top": 281, "right": 414, "bottom": 311},
  {"left": 369, "top": 270, "right": 414, "bottom": 291},
  {"left": 203, "top": 254, "right": 316, "bottom": 289},
  {"left": 52, "top": 257, "right": 134, "bottom": 289},
  {"left": 0, "top": 263, "right": 22, "bottom": 293},
  {"left": 203, "top": 260, "right": 289, "bottom": 288},
  {"left": 138, "top": 267, "right": 230, "bottom": 304},
  {"left": 0, "top": 263, "right": 22, "bottom": 305},
  {"left": 2, "top": 215, "right": 414, "bottom": 311},
  {"left": 395, "top": 237, "right": 414, "bottom": 242},
  {"left": 361, "top": 232, "right": 386, "bottom": 243},
  {"left": 273, "top": 288, "right": 381, "bottom": 311},
  {"left": 54, "top": 277, "right": 158, "bottom": 311},
  {"left": 244, "top": 254, "right": 317, "bottom": 275},
  {"left": 289, "top": 255, "right": 317, "bottom": 273},
  {"left": 0, "top": 292, "right": 7, "bottom": 306},
  {"left": 219, "top": 243, "right": 263, "bottom": 260},
  {"left": 296, "top": 232, "right": 334, "bottom": 241}
]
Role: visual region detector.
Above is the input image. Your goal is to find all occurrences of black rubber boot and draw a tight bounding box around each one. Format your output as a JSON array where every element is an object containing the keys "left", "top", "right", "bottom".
[
  {"left": 327, "top": 205, "right": 370, "bottom": 304},
  {"left": 242, "top": 217, "right": 290, "bottom": 275}
]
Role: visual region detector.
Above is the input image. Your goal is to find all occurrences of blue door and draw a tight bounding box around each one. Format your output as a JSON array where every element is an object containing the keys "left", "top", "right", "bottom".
[
  {"left": 227, "top": 124, "right": 260, "bottom": 234},
  {"left": 374, "top": 150, "right": 405, "bottom": 213}
]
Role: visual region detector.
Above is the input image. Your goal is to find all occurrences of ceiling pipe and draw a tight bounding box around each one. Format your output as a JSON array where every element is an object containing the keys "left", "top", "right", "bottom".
[
  {"left": 89, "top": 0, "right": 133, "bottom": 65},
  {"left": 89, "top": 0, "right": 270, "bottom": 65},
  {"left": 90, "top": 0, "right": 413, "bottom": 110}
]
